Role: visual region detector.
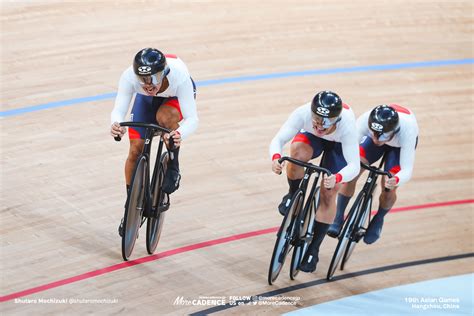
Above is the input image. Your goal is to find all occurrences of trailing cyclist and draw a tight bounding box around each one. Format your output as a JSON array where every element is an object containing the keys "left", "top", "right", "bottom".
[{"left": 328, "top": 104, "right": 419, "bottom": 244}]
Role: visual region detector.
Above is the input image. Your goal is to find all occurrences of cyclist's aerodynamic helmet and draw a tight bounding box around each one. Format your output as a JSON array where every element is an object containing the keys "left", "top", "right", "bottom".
[
  {"left": 133, "top": 48, "right": 169, "bottom": 85},
  {"left": 368, "top": 105, "right": 400, "bottom": 141},
  {"left": 311, "top": 91, "right": 343, "bottom": 128}
]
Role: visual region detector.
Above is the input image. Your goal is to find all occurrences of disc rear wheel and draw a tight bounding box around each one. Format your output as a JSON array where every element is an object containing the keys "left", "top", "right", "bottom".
[{"left": 122, "top": 156, "right": 148, "bottom": 261}]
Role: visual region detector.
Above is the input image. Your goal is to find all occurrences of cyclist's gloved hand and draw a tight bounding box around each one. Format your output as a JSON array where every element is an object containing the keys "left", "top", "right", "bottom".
[
  {"left": 272, "top": 156, "right": 284, "bottom": 175},
  {"left": 384, "top": 175, "right": 398, "bottom": 190},
  {"left": 323, "top": 174, "right": 337, "bottom": 189},
  {"left": 110, "top": 122, "right": 126, "bottom": 138},
  {"left": 165, "top": 130, "right": 181, "bottom": 148}
]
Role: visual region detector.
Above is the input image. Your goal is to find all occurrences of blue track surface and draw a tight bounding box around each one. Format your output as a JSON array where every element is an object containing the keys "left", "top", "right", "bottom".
[{"left": 1, "top": 58, "right": 473, "bottom": 118}]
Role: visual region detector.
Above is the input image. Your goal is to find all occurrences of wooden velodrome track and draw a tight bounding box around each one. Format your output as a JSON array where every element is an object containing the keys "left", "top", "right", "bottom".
[{"left": 1, "top": 1, "right": 473, "bottom": 315}]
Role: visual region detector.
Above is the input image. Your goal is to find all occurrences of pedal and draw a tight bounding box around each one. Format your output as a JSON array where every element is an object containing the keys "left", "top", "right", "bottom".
[
  {"left": 157, "top": 204, "right": 170, "bottom": 213},
  {"left": 158, "top": 193, "right": 170, "bottom": 213},
  {"left": 353, "top": 229, "right": 366, "bottom": 242},
  {"left": 327, "top": 230, "right": 340, "bottom": 239}
]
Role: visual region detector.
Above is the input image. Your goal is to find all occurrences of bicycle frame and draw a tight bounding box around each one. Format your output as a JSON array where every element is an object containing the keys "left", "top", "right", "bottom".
[
  {"left": 327, "top": 153, "right": 393, "bottom": 278},
  {"left": 352, "top": 153, "right": 392, "bottom": 236},
  {"left": 268, "top": 156, "right": 331, "bottom": 284},
  {"left": 278, "top": 156, "right": 331, "bottom": 246},
  {"left": 118, "top": 122, "right": 172, "bottom": 216},
  {"left": 144, "top": 129, "right": 166, "bottom": 215},
  {"left": 294, "top": 168, "right": 320, "bottom": 243}
]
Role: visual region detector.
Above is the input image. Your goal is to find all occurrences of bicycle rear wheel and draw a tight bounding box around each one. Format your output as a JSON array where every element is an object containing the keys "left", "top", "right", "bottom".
[
  {"left": 146, "top": 152, "right": 169, "bottom": 254},
  {"left": 290, "top": 187, "right": 319, "bottom": 280},
  {"left": 341, "top": 195, "right": 372, "bottom": 269},
  {"left": 326, "top": 191, "right": 365, "bottom": 280},
  {"left": 122, "top": 156, "right": 148, "bottom": 261},
  {"left": 268, "top": 190, "right": 303, "bottom": 285}
]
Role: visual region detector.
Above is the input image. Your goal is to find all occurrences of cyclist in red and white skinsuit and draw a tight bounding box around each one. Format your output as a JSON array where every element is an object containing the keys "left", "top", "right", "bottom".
[
  {"left": 110, "top": 48, "right": 198, "bottom": 236},
  {"left": 328, "top": 104, "right": 418, "bottom": 244},
  {"left": 270, "top": 91, "right": 360, "bottom": 273}
]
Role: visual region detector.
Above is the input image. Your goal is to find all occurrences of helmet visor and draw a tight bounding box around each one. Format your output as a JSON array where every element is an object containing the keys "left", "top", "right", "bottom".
[
  {"left": 370, "top": 129, "right": 396, "bottom": 142},
  {"left": 312, "top": 113, "right": 340, "bottom": 129},
  {"left": 136, "top": 69, "right": 166, "bottom": 86}
]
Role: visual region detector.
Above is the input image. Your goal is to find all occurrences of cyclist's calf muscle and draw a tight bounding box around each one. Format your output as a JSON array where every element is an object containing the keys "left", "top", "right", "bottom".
[
  {"left": 316, "top": 183, "right": 340, "bottom": 224},
  {"left": 339, "top": 156, "right": 370, "bottom": 197}
]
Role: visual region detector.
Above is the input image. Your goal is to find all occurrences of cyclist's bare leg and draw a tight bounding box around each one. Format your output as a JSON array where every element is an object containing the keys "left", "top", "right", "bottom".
[
  {"left": 156, "top": 105, "right": 180, "bottom": 132},
  {"left": 339, "top": 156, "right": 368, "bottom": 197},
  {"left": 287, "top": 141, "right": 313, "bottom": 179},
  {"left": 277, "top": 142, "right": 313, "bottom": 215},
  {"left": 316, "top": 182, "right": 341, "bottom": 224},
  {"left": 301, "top": 176, "right": 340, "bottom": 272}
]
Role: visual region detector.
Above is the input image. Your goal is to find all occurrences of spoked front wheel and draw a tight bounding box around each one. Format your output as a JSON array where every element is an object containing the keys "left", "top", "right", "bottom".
[
  {"left": 290, "top": 187, "right": 319, "bottom": 280},
  {"left": 326, "top": 191, "right": 365, "bottom": 280},
  {"left": 341, "top": 195, "right": 372, "bottom": 270},
  {"left": 268, "top": 190, "right": 303, "bottom": 285},
  {"left": 146, "top": 152, "right": 169, "bottom": 254},
  {"left": 122, "top": 156, "right": 148, "bottom": 261}
]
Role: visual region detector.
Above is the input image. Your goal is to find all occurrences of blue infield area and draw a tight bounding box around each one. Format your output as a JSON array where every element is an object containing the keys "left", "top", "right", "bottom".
[{"left": 285, "top": 273, "right": 473, "bottom": 316}]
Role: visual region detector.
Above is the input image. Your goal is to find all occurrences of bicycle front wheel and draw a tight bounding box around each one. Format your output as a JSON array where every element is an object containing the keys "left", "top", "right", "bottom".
[
  {"left": 146, "top": 152, "right": 169, "bottom": 254},
  {"left": 290, "top": 187, "right": 319, "bottom": 280},
  {"left": 326, "top": 191, "right": 365, "bottom": 280},
  {"left": 122, "top": 156, "right": 148, "bottom": 261},
  {"left": 342, "top": 195, "right": 372, "bottom": 269},
  {"left": 268, "top": 190, "right": 303, "bottom": 285}
]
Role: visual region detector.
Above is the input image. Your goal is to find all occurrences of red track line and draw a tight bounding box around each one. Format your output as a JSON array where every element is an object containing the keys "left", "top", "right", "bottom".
[
  {"left": 388, "top": 199, "right": 473, "bottom": 213},
  {"left": 1, "top": 199, "right": 472, "bottom": 303}
]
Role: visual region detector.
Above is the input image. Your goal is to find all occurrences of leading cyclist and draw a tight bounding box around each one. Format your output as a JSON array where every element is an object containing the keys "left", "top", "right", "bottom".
[{"left": 110, "top": 48, "right": 199, "bottom": 236}]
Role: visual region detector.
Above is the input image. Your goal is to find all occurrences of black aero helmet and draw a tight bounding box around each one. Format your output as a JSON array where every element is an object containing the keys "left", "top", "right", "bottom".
[
  {"left": 133, "top": 48, "right": 166, "bottom": 76},
  {"left": 311, "top": 91, "right": 343, "bottom": 118},
  {"left": 368, "top": 105, "right": 400, "bottom": 135}
]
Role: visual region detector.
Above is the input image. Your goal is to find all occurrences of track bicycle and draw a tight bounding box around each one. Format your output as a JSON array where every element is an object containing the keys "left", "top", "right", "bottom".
[
  {"left": 268, "top": 156, "right": 331, "bottom": 285},
  {"left": 115, "top": 122, "right": 173, "bottom": 261},
  {"left": 327, "top": 154, "right": 392, "bottom": 280}
]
